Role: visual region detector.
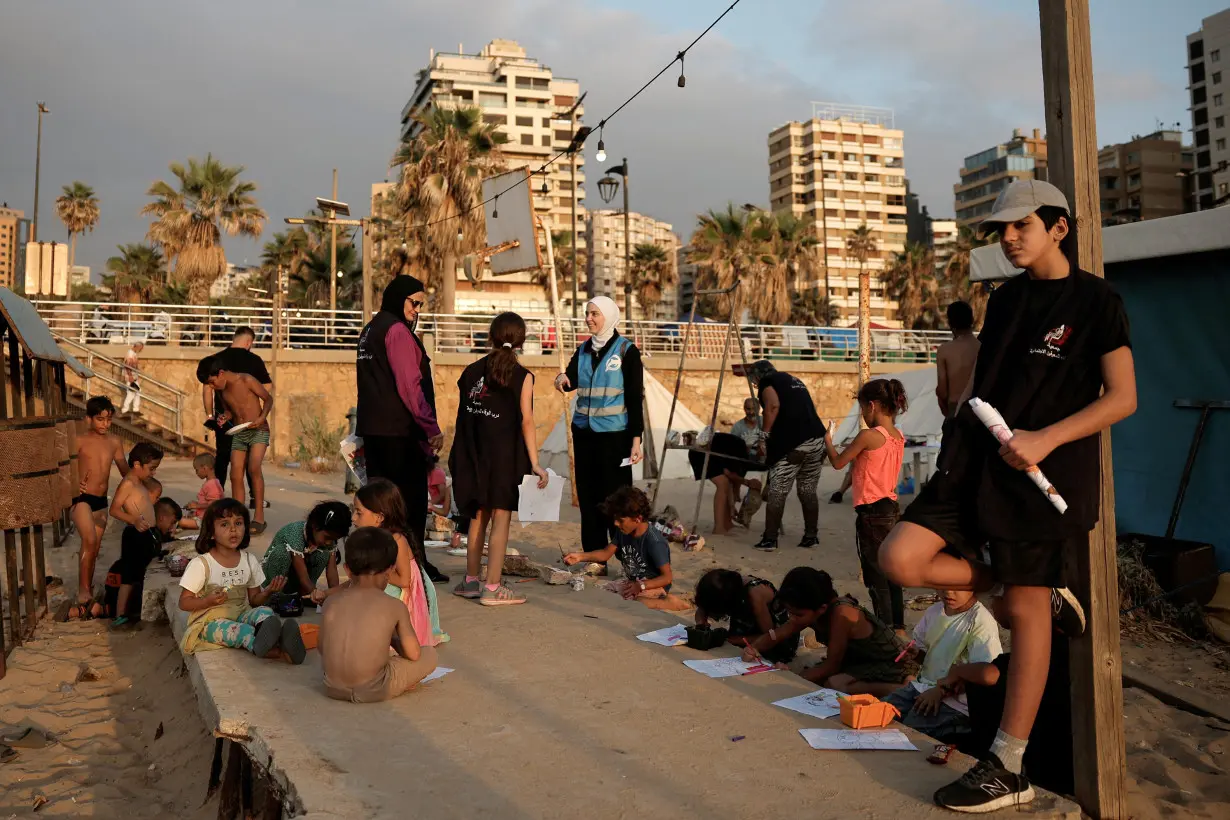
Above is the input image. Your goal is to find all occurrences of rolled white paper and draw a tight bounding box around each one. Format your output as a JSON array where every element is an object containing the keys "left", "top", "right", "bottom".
[{"left": 968, "top": 398, "right": 1068, "bottom": 514}]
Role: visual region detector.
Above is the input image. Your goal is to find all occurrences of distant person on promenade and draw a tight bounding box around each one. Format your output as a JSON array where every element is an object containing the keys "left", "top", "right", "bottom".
[
  {"left": 197, "top": 326, "right": 272, "bottom": 508},
  {"left": 554, "top": 296, "right": 644, "bottom": 573},
  {"left": 935, "top": 300, "right": 980, "bottom": 437},
  {"left": 355, "top": 275, "right": 448, "bottom": 584},
  {"left": 204, "top": 358, "right": 272, "bottom": 534},
  {"left": 745, "top": 360, "right": 827, "bottom": 552},
  {"left": 320, "top": 527, "right": 438, "bottom": 703},
  {"left": 449, "top": 313, "right": 548, "bottom": 607},
  {"left": 120, "top": 341, "right": 144, "bottom": 415}
]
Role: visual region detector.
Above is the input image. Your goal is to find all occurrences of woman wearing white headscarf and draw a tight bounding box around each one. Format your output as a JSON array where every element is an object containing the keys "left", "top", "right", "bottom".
[{"left": 554, "top": 296, "right": 644, "bottom": 568}]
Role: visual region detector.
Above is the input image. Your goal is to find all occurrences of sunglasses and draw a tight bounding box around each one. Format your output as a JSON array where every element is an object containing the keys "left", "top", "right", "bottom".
[{"left": 407, "top": 297, "right": 426, "bottom": 309}]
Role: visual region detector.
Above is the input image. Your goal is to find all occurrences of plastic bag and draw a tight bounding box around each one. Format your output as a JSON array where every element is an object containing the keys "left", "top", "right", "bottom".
[{"left": 340, "top": 434, "right": 367, "bottom": 486}]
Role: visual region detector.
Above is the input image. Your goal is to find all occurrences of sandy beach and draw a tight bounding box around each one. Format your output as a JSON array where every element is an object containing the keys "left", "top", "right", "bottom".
[{"left": 1, "top": 457, "right": 1226, "bottom": 817}]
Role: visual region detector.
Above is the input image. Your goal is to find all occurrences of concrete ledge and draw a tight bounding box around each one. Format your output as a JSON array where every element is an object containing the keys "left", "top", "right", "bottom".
[{"left": 165, "top": 571, "right": 1080, "bottom": 819}]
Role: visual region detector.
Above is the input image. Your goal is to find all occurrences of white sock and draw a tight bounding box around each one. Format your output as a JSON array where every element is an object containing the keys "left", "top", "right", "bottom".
[{"left": 989, "top": 729, "right": 1027, "bottom": 774}]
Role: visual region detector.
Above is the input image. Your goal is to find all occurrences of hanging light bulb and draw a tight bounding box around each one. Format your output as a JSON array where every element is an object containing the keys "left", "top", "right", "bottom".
[
  {"left": 541, "top": 179, "right": 549, "bottom": 195},
  {"left": 456, "top": 227, "right": 463, "bottom": 242},
  {"left": 677, "top": 51, "right": 686, "bottom": 87},
  {"left": 492, "top": 196, "right": 499, "bottom": 219},
  {"left": 596, "top": 140, "right": 606, "bottom": 163}
]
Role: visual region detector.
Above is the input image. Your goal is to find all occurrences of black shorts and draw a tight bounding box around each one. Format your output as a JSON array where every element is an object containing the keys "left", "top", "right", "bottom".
[
  {"left": 900, "top": 472, "right": 1078, "bottom": 588},
  {"left": 72, "top": 493, "right": 108, "bottom": 513},
  {"left": 118, "top": 527, "right": 161, "bottom": 585}
]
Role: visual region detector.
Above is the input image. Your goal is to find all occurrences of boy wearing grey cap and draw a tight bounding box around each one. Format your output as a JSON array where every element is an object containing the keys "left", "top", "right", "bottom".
[{"left": 877, "top": 180, "right": 1137, "bottom": 812}]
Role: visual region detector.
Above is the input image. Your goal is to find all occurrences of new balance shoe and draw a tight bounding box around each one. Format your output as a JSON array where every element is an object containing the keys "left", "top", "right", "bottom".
[
  {"left": 1051, "top": 587, "right": 1086, "bottom": 637},
  {"left": 933, "top": 755, "right": 1036, "bottom": 813}
]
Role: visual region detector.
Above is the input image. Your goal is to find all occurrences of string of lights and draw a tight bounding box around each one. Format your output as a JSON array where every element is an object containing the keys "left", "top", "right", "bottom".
[{"left": 401, "top": 0, "right": 745, "bottom": 233}]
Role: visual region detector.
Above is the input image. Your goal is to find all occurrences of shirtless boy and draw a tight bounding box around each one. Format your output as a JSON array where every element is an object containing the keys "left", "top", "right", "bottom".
[
  {"left": 319, "top": 527, "right": 438, "bottom": 703},
  {"left": 936, "top": 301, "right": 981, "bottom": 428},
  {"left": 205, "top": 357, "right": 272, "bottom": 533},
  {"left": 70, "top": 397, "right": 129, "bottom": 616},
  {"left": 110, "top": 442, "right": 163, "bottom": 538}
]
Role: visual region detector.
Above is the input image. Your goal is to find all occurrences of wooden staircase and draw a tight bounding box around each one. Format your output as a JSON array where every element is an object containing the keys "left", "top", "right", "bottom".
[{"left": 66, "top": 384, "right": 212, "bottom": 458}]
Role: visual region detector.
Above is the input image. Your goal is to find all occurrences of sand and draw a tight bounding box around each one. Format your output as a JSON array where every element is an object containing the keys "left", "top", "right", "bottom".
[{"left": 2, "top": 457, "right": 1226, "bottom": 817}]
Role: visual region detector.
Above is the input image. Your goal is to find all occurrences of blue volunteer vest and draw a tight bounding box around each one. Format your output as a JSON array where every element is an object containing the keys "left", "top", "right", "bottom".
[{"left": 574, "top": 336, "right": 631, "bottom": 432}]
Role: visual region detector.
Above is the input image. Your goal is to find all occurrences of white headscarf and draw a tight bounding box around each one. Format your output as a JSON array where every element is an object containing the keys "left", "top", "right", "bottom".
[{"left": 587, "top": 296, "right": 621, "bottom": 351}]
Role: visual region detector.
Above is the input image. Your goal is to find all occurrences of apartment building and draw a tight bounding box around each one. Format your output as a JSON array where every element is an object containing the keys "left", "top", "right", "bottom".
[
  {"left": 586, "top": 210, "right": 680, "bottom": 321},
  {"left": 954, "top": 129, "right": 1048, "bottom": 228},
  {"left": 930, "top": 219, "right": 959, "bottom": 270},
  {"left": 1187, "top": 10, "right": 1230, "bottom": 208},
  {"left": 1098, "top": 129, "right": 1193, "bottom": 224},
  {"left": 0, "top": 204, "right": 28, "bottom": 290},
  {"left": 767, "top": 103, "right": 907, "bottom": 327},
  {"left": 677, "top": 248, "right": 697, "bottom": 317}
]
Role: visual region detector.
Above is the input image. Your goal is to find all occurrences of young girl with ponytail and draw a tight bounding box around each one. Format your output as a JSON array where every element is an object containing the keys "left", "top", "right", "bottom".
[
  {"left": 823, "top": 379, "right": 910, "bottom": 631},
  {"left": 449, "top": 313, "right": 548, "bottom": 606}
]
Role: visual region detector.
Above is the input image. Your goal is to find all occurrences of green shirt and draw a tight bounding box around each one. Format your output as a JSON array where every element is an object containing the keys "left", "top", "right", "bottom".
[{"left": 261, "top": 521, "right": 335, "bottom": 587}]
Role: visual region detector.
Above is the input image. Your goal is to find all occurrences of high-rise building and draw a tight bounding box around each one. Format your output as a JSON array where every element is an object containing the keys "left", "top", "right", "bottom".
[
  {"left": 954, "top": 129, "right": 1048, "bottom": 228},
  {"left": 930, "top": 219, "right": 958, "bottom": 271},
  {"left": 399, "top": 39, "right": 585, "bottom": 314},
  {"left": 0, "top": 204, "right": 28, "bottom": 290},
  {"left": 677, "top": 248, "right": 697, "bottom": 317},
  {"left": 586, "top": 210, "right": 680, "bottom": 321},
  {"left": 1186, "top": 10, "right": 1230, "bottom": 209},
  {"left": 1098, "top": 129, "right": 1193, "bottom": 224},
  {"left": 400, "top": 39, "right": 585, "bottom": 235},
  {"left": 767, "top": 103, "right": 907, "bottom": 327}
]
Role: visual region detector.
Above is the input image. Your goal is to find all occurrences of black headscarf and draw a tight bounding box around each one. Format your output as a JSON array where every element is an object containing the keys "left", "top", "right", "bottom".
[{"left": 379, "top": 276, "right": 427, "bottom": 326}]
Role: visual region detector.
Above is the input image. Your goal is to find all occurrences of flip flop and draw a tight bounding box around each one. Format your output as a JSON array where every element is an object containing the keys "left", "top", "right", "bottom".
[
  {"left": 0, "top": 744, "right": 15, "bottom": 763},
  {"left": 249, "top": 521, "right": 268, "bottom": 535},
  {"left": 55, "top": 601, "right": 95, "bottom": 622},
  {"left": 1, "top": 726, "right": 57, "bottom": 749}
]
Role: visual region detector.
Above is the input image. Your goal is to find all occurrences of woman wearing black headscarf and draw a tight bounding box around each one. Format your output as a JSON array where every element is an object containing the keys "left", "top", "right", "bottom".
[{"left": 356, "top": 275, "right": 448, "bottom": 582}]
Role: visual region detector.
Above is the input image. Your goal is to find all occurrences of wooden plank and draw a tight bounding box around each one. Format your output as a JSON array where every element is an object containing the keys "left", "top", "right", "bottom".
[
  {"left": 1123, "top": 667, "right": 1230, "bottom": 724},
  {"left": 20, "top": 527, "right": 36, "bottom": 636},
  {"left": 1038, "top": 2, "right": 1128, "bottom": 817},
  {"left": 4, "top": 530, "right": 21, "bottom": 650},
  {"left": 33, "top": 525, "right": 48, "bottom": 612}
]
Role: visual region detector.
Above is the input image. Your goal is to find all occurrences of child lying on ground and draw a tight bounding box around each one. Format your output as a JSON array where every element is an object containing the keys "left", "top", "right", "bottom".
[
  {"left": 111, "top": 497, "right": 182, "bottom": 628},
  {"left": 773, "top": 567, "right": 917, "bottom": 696},
  {"left": 882, "top": 589, "right": 1002, "bottom": 744},
  {"left": 695, "top": 569, "right": 799, "bottom": 664},
  {"left": 176, "top": 498, "right": 304, "bottom": 663},
  {"left": 319, "top": 527, "right": 439, "bottom": 703},
  {"left": 180, "top": 453, "right": 224, "bottom": 530},
  {"left": 564, "top": 486, "right": 688, "bottom": 611}
]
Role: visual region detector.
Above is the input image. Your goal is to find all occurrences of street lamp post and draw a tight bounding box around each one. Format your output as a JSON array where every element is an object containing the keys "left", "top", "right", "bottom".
[
  {"left": 819, "top": 151, "right": 830, "bottom": 321},
  {"left": 32, "top": 102, "right": 49, "bottom": 242},
  {"left": 597, "top": 160, "right": 632, "bottom": 318}
]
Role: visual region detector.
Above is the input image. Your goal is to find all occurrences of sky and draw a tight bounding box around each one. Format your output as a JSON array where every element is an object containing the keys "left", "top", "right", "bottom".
[{"left": 0, "top": 0, "right": 1223, "bottom": 280}]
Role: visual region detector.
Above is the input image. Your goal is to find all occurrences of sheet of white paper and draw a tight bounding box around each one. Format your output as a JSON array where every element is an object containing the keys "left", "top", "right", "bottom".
[
  {"left": 176, "top": 533, "right": 198, "bottom": 541},
  {"left": 683, "top": 658, "right": 778, "bottom": 678},
  {"left": 518, "top": 468, "right": 564, "bottom": 527},
  {"left": 422, "top": 667, "right": 454, "bottom": 684},
  {"left": 424, "top": 540, "right": 450, "bottom": 548},
  {"left": 798, "top": 728, "right": 917, "bottom": 751},
  {"left": 619, "top": 457, "right": 634, "bottom": 467},
  {"left": 772, "top": 689, "right": 844, "bottom": 720},
  {"left": 637, "top": 625, "right": 689, "bottom": 647}
]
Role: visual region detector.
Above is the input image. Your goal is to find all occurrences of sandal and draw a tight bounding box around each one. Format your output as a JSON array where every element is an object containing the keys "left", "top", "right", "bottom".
[
  {"left": 56, "top": 600, "right": 96, "bottom": 622},
  {"left": 1, "top": 726, "right": 57, "bottom": 749},
  {"left": 249, "top": 521, "right": 268, "bottom": 535}
]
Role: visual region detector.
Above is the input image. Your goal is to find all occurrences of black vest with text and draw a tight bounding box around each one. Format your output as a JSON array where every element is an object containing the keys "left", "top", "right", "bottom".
[{"left": 355, "top": 311, "right": 436, "bottom": 439}]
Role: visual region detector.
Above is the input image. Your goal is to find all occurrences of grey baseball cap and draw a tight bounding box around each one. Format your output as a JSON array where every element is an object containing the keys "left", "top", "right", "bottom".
[{"left": 979, "top": 179, "right": 1070, "bottom": 235}]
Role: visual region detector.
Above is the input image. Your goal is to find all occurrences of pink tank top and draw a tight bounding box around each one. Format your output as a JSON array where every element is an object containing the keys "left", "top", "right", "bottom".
[{"left": 851, "top": 426, "right": 905, "bottom": 507}]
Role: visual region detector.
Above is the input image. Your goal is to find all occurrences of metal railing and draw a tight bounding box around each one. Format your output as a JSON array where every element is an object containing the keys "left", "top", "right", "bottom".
[
  {"left": 33, "top": 301, "right": 950, "bottom": 364},
  {"left": 52, "top": 332, "right": 186, "bottom": 442}
]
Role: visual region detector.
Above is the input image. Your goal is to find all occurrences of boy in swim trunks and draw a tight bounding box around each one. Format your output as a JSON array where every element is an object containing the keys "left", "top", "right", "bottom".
[
  {"left": 70, "top": 396, "right": 130, "bottom": 617},
  {"left": 205, "top": 357, "right": 272, "bottom": 533},
  {"left": 319, "top": 527, "right": 438, "bottom": 703}
]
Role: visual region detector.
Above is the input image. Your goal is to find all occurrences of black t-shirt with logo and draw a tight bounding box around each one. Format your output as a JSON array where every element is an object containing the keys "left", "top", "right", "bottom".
[
  {"left": 957, "top": 269, "right": 1131, "bottom": 540},
  {"left": 759, "top": 372, "right": 826, "bottom": 467}
]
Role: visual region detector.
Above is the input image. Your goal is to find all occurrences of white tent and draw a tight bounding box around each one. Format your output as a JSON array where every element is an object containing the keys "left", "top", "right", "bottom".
[
  {"left": 831, "top": 367, "right": 945, "bottom": 446},
  {"left": 540, "top": 370, "right": 708, "bottom": 481}
]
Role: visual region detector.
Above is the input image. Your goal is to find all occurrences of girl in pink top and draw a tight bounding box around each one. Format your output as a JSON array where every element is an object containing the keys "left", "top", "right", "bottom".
[
  {"left": 823, "top": 379, "right": 909, "bottom": 631},
  {"left": 180, "top": 453, "right": 226, "bottom": 530}
]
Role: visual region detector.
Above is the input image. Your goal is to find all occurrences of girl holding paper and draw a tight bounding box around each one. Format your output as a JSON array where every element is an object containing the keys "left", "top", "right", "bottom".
[
  {"left": 450, "top": 313, "right": 548, "bottom": 607},
  {"left": 554, "top": 297, "right": 645, "bottom": 571}
]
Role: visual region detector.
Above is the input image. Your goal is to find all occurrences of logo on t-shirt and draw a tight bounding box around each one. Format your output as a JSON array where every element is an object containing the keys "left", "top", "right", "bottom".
[
  {"left": 604, "top": 355, "right": 623, "bottom": 372},
  {"left": 469, "top": 376, "right": 488, "bottom": 401},
  {"left": 1031, "top": 324, "right": 1072, "bottom": 360}
]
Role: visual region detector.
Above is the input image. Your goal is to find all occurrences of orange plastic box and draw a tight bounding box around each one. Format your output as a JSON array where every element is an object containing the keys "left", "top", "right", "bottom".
[
  {"left": 299, "top": 623, "right": 320, "bottom": 651},
  {"left": 838, "top": 694, "right": 900, "bottom": 729}
]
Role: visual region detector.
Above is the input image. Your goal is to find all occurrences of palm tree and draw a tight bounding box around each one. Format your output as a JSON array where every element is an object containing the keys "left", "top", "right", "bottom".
[
  {"left": 772, "top": 213, "right": 820, "bottom": 293},
  {"left": 290, "top": 242, "right": 361, "bottom": 308},
  {"left": 688, "top": 204, "right": 785, "bottom": 323},
  {"left": 845, "top": 223, "right": 878, "bottom": 384},
  {"left": 54, "top": 181, "right": 100, "bottom": 279},
  {"left": 789, "top": 290, "right": 840, "bottom": 326},
  {"left": 629, "top": 242, "right": 675, "bottom": 319},
  {"left": 941, "top": 227, "right": 992, "bottom": 327},
  {"left": 391, "top": 106, "right": 509, "bottom": 312},
  {"left": 142, "top": 154, "right": 267, "bottom": 303},
  {"left": 103, "top": 243, "right": 165, "bottom": 303},
  {"left": 885, "top": 242, "right": 938, "bottom": 330},
  {"left": 260, "top": 228, "right": 310, "bottom": 293}
]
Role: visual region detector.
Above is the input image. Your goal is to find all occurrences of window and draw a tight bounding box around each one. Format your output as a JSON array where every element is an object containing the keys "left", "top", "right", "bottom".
[
  {"left": 1191, "top": 40, "right": 1204, "bottom": 60},
  {"left": 1126, "top": 152, "right": 1139, "bottom": 165},
  {"left": 1214, "top": 50, "right": 1222, "bottom": 63},
  {"left": 843, "top": 153, "right": 858, "bottom": 162},
  {"left": 1197, "top": 129, "right": 1210, "bottom": 147},
  {"left": 520, "top": 134, "right": 533, "bottom": 145},
  {"left": 1127, "top": 174, "right": 1141, "bottom": 188},
  {"left": 1218, "top": 138, "right": 1227, "bottom": 151},
  {"left": 482, "top": 114, "right": 507, "bottom": 126},
  {"left": 515, "top": 116, "right": 533, "bottom": 127},
  {"left": 1216, "top": 72, "right": 1224, "bottom": 85},
  {"left": 1217, "top": 116, "right": 1226, "bottom": 128},
  {"left": 543, "top": 118, "right": 552, "bottom": 127},
  {"left": 1220, "top": 182, "right": 1229, "bottom": 195},
  {"left": 1195, "top": 87, "right": 1208, "bottom": 104},
  {"left": 541, "top": 135, "right": 551, "bottom": 146},
  {"left": 1196, "top": 108, "right": 1210, "bottom": 126},
  {"left": 1192, "top": 63, "right": 1206, "bottom": 84},
  {"left": 845, "top": 172, "right": 859, "bottom": 181},
  {"left": 1216, "top": 94, "right": 1224, "bottom": 106}
]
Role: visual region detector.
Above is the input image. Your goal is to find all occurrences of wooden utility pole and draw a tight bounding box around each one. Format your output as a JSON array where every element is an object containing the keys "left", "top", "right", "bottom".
[
  {"left": 1038, "top": 1, "right": 1127, "bottom": 817},
  {"left": 541, "top": 219, "right": 580, "bottom": 507},
  {"left": 361, "top": 218, "right": 373, "bottom": 324},
  {"left": 270, "top": 265, "right": 283, "bottom": 460},
  {"left": 329, "top": 169, "right": 339, "bottom": 342}
]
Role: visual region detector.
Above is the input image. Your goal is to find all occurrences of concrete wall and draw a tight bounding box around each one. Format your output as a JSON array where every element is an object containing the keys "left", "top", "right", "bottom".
[{"left": 68, "top": 344, "right": 928, "bottom": 463}]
